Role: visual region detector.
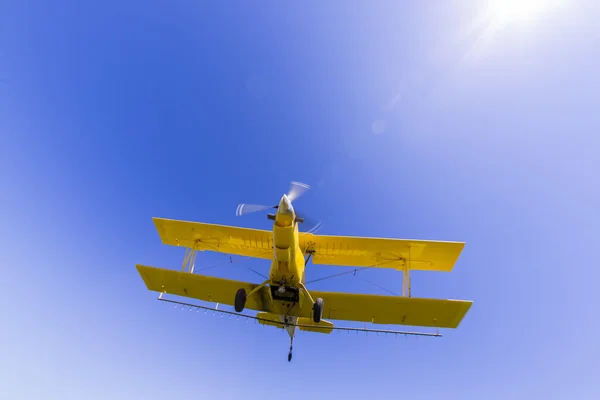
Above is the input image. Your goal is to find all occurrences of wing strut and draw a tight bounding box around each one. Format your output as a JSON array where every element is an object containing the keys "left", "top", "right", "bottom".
[
  {"left": 402, "top": 246, "right": 412, "bottom": 297},
  {"left": 181, "top": 245, "right": 199, "bottom": 273}
]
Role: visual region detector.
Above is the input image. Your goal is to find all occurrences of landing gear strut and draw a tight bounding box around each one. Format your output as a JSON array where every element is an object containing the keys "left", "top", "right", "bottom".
[
  {"left": 298, "top": 283, "right": 323, "bottom": 324},
  {"left": 288, "top": 337, "right": 293, "bottom": 362}
]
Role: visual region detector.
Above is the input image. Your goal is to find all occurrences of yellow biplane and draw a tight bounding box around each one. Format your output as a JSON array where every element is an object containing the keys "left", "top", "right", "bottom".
[{"left": 136, "top": 182, "right": 472, "bottom": 361}]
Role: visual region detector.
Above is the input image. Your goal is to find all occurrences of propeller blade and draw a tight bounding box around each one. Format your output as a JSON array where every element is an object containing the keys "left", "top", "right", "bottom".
[
  {"left": 296, "top": 211, "right": 323, "bottom": 234},
  {"left": 235, "top": 203, "right": 275, "bottom": 216},
  {"left": 305, "top": 220, "right": 323, "bottom": 234},
  {"left": 287, "top": 181, "right": 311, "bottom": 203}
]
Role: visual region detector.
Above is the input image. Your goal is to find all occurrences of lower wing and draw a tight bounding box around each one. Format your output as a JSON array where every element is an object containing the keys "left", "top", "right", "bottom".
[
  {"left": 137, "top": 265, "right": 471, "bottom": 329},
  {"left": 304, "top": 290, "right": 472, "bottom": 328},
  {"left": 136, "top": 265, "right": 272, "bottom": 312}
]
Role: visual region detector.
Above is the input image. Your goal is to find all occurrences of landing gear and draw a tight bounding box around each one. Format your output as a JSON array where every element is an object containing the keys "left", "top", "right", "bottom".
[
  {"left": 312, "top": 297, "right": 323, "bottom": 323},
  {"left": 234, "top": 288, "right": 246, "bottom": 312}
]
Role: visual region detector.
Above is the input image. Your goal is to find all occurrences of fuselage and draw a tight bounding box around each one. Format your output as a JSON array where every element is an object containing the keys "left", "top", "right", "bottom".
[
  {"left": 261, "top": 192, "right": 317, "bottom": 349},
  {"left": 268, "top": 194, "right": 306, "bottom": 288}
]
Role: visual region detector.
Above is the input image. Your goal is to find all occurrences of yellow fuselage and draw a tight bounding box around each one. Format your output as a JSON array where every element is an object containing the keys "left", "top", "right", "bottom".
[
  {"left": 269, "top": 221, "right": 305, "bottom": 286},
  {"left": 263, "top": 194, "right": 308, "bottom": 317}
]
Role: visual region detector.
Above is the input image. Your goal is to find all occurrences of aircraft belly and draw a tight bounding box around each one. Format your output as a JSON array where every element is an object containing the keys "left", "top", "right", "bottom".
[
  {"left": 269, "top": 299, "right": 302, "bottom": 317},
  {"left": 270, "top": 249, "right": 302, "bottom": 286}
]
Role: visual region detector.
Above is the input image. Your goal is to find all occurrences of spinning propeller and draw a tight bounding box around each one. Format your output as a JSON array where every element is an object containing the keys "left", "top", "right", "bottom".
[{"left": 235, "top": 181, "right": 322, "bottom": 233}]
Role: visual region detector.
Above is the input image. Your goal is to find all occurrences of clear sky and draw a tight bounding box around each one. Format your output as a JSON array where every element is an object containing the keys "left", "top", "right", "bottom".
[{"left": 2, "top": 1, "right": 599, "bottom": 399}]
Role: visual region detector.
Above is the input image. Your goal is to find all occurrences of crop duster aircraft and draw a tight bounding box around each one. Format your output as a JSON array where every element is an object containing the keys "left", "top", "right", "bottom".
[{"left": 136, "top": 182, "right": 472, "bottom": 361}]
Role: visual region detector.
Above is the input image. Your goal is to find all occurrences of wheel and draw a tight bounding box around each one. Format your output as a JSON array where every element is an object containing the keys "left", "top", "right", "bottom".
[
  {"left": 234, "top": 288, "right": 247, "bottom": 312},
  {"left": 312, "top": 297, "right": 323, "bottom": 323},
  {"left": 288, "top": 352, "right": 292, "bottom": 362}
]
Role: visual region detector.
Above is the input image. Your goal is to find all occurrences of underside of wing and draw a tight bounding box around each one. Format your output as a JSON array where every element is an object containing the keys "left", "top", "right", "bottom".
[
  {"left": 300, "top": 232, "right": 464, "bottom": 271},
  {"left": 136, "top": 265, "right": 272, "bottom": 313},
  {"left": 153, "top": 217, "right": 273, "bottom": 260},
  {"left": 302, "top": 290, "right": 472, "bottom": 328}
]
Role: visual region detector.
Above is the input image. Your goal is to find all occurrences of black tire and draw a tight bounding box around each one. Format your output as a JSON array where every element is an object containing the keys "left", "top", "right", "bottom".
[
  {"left": 234, "top": 288, "right": 247, "bottom": 312},
  {"left": 312, "top": 297, "right": 324, "bottom": 323},
  {"left": 288, "top": 352, "right": 292, "bottom": 362}
]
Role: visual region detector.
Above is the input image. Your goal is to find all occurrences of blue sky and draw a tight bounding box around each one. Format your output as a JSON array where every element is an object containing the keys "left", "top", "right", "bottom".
[{"left": 2, "top": 1, "right": 599, "bottom": 398}]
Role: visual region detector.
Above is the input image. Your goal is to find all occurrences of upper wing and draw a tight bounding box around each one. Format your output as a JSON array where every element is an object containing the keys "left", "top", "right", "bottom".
[
  {"left": 136, "top": 264, "right": 273, "bottom": 312},
  {"left": 153, "top": 217, "right": 273, "bottom": 260},
  {"left": 299, "top": 232, "right": 464, "bottom": 271},
  {"left": 302, "top": 291, "right": 472, "bottom": 328}
]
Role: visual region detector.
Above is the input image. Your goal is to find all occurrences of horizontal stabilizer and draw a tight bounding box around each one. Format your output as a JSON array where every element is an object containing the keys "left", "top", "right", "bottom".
[
  {"left": 297, "top": 318, "right": 334, "bottom": 334},
  {"left": 256, "top": 312, "right": 285, "bottom": 329}
]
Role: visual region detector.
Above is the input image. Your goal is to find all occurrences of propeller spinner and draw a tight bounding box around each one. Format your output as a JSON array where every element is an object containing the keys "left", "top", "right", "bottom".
[{"left": 235, "top": 181, "right": 322, "bottom": 233}]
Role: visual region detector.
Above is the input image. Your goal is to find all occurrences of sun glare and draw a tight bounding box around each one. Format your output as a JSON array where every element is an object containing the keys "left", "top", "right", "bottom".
[
  {"left": 459, "top": 0, "right": 569, "bottom": 59},
  {"left": 487, "top": 0, "right": 566, "bottom": 23}
]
